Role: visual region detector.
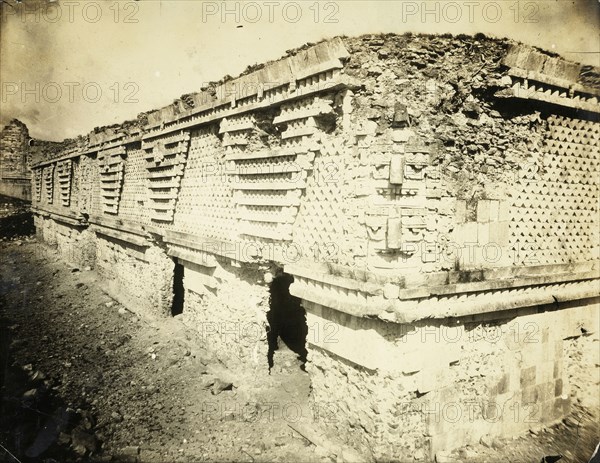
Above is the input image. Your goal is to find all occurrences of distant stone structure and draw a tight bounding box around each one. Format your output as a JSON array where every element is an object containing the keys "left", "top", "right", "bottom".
[
  {"left": 0, "top": 119, "right": 64, "bottom": 200},
  {"left": 0, "top": 119, "right": 33, "bottom": 200},
  {"left": 29, "top": 34, "right": 599, "bottom": 461}
]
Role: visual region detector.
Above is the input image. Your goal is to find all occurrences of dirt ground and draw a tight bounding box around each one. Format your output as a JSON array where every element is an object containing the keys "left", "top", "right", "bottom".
[{"left": 0, "top": 195, "right": 598, "bottom": 463}]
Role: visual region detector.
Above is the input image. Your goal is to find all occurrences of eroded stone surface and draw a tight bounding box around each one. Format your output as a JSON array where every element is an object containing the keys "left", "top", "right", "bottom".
[{"left": 10, "top": 33, "right": 600, "bottom": 461}]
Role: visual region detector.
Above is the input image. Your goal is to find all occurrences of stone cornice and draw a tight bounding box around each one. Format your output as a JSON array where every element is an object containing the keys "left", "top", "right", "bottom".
[{"left": 287, "top": 262, "right": 600, "bottom": 322}]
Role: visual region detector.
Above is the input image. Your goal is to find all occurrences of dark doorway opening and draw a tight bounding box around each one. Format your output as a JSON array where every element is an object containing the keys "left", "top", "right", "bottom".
[
  {"left": 171, "top": 262, "right": 184, "bottom": 316},
  {"left": 266, "top": 273, "right": 308, "bottom": 371}
]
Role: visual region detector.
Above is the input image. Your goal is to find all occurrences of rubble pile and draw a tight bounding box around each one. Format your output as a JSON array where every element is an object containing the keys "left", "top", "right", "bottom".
[
  {"left": 343, "top": 33, "right": 551, "bottom": 200},
  {"left": 0, "top": 194, "right": 34, "bottom": 241}
]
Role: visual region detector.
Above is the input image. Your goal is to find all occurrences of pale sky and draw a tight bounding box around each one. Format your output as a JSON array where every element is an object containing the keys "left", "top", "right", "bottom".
[{"left": 1, "top": 0, "right": 598, "bottom": 141}]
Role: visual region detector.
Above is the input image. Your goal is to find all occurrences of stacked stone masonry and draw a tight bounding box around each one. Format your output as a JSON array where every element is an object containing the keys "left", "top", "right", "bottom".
[
  {"left": 30, "top": 35, "right": 599, "bottom": 461},
  {"left": 0, "top": 119, "right": 65, "bottom": 200}
]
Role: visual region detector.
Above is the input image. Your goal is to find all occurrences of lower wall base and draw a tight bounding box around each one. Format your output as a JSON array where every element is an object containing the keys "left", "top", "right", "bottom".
[
  {"left": 34, "top": 215, "right": 598, "bottom": 460},
  {"left": 34, "top": 216, "right": 273, "bottom": 377},
  {"left": 307, "top": 347, "right": 430, "bottom": 461},
  {"left": 176, "top": 259, "right": 272, "bottom": 376},
  {"left": 34, "top": 215, "right": 95, "bottom": 268},
  {"left": 95, "top": 234, "right": 174, "bottom": 318},
  {"left": 305, "top": 298, "right": 599, "bottom": 461}
]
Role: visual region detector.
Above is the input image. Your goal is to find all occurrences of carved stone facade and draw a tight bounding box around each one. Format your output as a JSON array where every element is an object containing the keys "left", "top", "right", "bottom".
[{"left": 30, "top": 35, "right": 599, "bottom": 461}]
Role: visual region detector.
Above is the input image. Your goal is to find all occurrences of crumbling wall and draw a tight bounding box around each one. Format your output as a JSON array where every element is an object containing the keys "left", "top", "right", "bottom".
[
  {"left": 54, "top": 225, "right": 95, "bottom": 268},
  {"left": 34, "top": 215, "right": 57, "bottom": 246},
  {"left": 326, "top": 35, "right": 599, "bottom": 273},
  {"left": 0, "top": 119, "right": 66, "bottom": 200},
  {"left": 306, "top": 298, "right": 599, "bottom": 461},
  {"left": 0, "top": 119, "right": 32, "bottom": 200},
  {"left": 33, "top": 215, "right": 95, "bottom": 268},
  {"left": 0, "top": 120, "right": 30, "bottom": 178},
  {"left": 177, "top": 257, "right": 271, "bottom": 375},
  {"left": 28, "top": 34, "right": 599, "bottom": 461},
  {"left": 95, "top": 234, "right": 174, "bottom": 317},
  {"left": 31, "top": 35, "right": 598, "bottom": 276}
]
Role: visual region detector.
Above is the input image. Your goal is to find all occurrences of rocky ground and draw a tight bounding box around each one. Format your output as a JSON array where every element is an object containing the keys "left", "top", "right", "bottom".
[
  {"left": 0, "top": 195, "right": 33, "bottom": 241},
  {"left": 0, "top": 193, "right": 598, "bottom": 463},
  {"left": 0, "top": 237, "right": 343, "bottom": 463},
  {"left": 0, "top": 195, "right": 339, "bottom": 462}
]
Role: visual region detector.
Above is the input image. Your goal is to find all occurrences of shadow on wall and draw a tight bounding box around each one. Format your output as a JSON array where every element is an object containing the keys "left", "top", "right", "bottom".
[{"left": 266, "top": 273, "right": 308, "bottom": 371}]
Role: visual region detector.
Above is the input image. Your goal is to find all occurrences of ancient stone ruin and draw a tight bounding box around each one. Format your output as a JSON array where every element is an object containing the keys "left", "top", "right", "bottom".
[
  {"left": 0, "top": 119, "right": 64, "bottom": 200},
  {"left": 28, "top": 34, "right": 599, "bottom": 460},
  {"left": 0, "top": 119, "right": 34, "bottom": 200}
]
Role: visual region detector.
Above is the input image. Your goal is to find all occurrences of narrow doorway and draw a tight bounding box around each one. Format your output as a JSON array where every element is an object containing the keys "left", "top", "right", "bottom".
[
  {"left": 266, "top": 273, "right": 308, "bottom": 371},
  {"left": 171, "top": 262, "right": 184, "bottom": 316}
]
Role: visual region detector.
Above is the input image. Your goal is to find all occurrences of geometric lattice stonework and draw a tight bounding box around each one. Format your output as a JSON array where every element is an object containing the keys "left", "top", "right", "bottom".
[
  {"left": 99, "top": 146, "right": 126, "bottom": 215},
  {"left": 293, "top": 137, "right": 347, "bottom": 260},
  {"left": 175, "top": 126, "right": 235, "bottom": 239},
  {"left": 143, "top": 131, "right": 191, "bottom": 223},
  {"left": 509, "top": 115, "right": 600, "bottom": 265},
  {"left": 34, "top": 169, "right": 43, "bottom": 202},
  {"left": 43, "top": 165, "right": 55, "bottom": 204},
  {"left": 227, "top": 96, "right": 330, "bottom": 241},
  {"left": 228, "top": 149, "right": 312, "bottom": 240},
  {"left": 118, "top": 148, "right": 150, "bottom": 225},
  {"left": 56, "top": 160, "right": 72, "bottom": 207}
]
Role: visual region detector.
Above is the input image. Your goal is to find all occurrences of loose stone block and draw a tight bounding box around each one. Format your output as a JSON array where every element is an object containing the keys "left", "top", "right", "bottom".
[
  {"left": 389, "top": 155, "right": 405, "bottom": 185},
  {"left": 387, "top": 217, "right": 402, "bottom": 249},
  {"left": 477, "top": 200, "right": 490, "bottom": 223}
]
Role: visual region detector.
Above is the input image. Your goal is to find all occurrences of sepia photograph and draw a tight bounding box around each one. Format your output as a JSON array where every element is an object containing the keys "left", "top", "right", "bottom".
[{"left": 0, "top": 1, "right": 599, "bottom": 462}]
